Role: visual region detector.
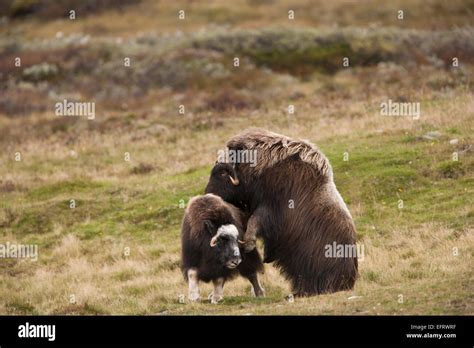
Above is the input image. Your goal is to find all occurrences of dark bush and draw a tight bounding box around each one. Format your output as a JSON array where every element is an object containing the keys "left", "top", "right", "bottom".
[{"left": 2, "top": 0, "right": 139, "bottom": 19}]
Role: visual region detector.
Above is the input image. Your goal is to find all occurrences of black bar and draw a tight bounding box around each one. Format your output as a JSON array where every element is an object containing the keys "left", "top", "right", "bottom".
[{"left": 0, "top": 315, "right": 471, "bottom": 346}]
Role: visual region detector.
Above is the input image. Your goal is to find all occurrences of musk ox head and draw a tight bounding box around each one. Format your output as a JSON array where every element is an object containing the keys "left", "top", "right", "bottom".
[
  {"left": 206, "top": 221, "right": 242, "bottom": 269},
  {"left": 204, "top": 162, "right": 242, "bottom": 205}
]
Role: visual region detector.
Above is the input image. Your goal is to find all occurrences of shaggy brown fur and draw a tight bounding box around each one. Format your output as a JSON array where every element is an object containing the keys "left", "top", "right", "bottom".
[
  {"left": 205, "top": 129, "right": 358, "bottom": 296},
  {"left": 228, "top": 128, "right": 332, "bottom": 177}
]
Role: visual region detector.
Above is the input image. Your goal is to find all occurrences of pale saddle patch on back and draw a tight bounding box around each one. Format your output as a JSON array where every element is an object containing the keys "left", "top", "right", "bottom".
[{"left": 227, "top": 128, "right": 333, "bottom": 178}]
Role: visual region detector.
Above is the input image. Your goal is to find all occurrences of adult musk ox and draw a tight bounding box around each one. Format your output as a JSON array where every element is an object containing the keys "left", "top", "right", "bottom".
[
  {"left": 181, "top": 193, "right": 264, "bottom": 303},
  {"left": 205, "top": 129, "right": 358, "bottom": 296}
]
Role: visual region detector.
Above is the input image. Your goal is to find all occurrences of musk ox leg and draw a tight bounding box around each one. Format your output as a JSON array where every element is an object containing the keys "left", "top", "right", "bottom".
[
  {"left": 187, "top": 268, "right": 200, "bottom": 302},
  {"left": 241, "top": 206, "right": 270, "bottom": 253},
  {"left": 241, "top": 214, "right": 259, "bottom": 253},
  {"left": 237, "top": 249, "right": 265, "bottom": 297},
  {"left": 285, "top": 257, "right": 358, "bottom": 296},
  {"left": 243, "top": 206, "right": 276, "bottom": 263},
  {"left": 247, "top": 272, "right": 265, "bottom": 297},
  {"left": 210, "top": 277, "right": 225, "bottom": 304}
]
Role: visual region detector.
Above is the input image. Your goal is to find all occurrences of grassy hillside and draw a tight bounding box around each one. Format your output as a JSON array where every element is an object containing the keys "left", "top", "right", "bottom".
[{"left": 0, "top": 0, "right": 473, "bottom": 314}]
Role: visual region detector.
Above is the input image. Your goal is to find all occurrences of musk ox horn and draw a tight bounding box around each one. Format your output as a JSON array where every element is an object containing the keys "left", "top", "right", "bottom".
[
  {"left": 210, "top": 236, "right": 218, "bottom": 247},
  {"left": 238, "top": 239, "right": 245, "bottom": 244},
  {"left": 229, "top": 175, "right": 239, "bottom": 186}
]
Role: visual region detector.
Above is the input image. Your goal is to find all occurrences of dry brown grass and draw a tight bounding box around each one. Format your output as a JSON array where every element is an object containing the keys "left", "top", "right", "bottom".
[
  {"left": 0, "top": 222, "right": 471, "bottom": 314},
  {"left": 2, "top": 0, "right": 472, "bottom": 39}
]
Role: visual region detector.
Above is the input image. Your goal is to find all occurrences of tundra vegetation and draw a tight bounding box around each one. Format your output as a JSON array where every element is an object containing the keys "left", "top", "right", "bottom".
[{"left": 0, "top": 0, "right": 472, "bottom": 314}]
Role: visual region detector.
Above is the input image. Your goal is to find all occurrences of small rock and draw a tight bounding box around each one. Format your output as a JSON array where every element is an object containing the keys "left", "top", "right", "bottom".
[
  {"left": 79, "top": 35, "right": 90, "bottom": 45},
  {"left": 449, "top": 139, "right": 459, "bottom": 145},
  {"left": 348, "top": 295, "right": 362, "bottom": 300},
  {"left": 422, "top": 131, "right": 441, "bottom": 140}
]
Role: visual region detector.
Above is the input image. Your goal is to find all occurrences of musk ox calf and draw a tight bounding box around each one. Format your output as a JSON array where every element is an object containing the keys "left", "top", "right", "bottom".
[
  {"left": 205, "top": 128, "right": 358, "bottom": 296},
  {"left": 181, "top": 193, "right": 264, "bottom": 303}
]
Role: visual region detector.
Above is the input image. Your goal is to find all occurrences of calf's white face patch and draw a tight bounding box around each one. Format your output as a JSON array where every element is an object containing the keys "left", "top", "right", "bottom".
[
  {"left": 210, "top": 224, "right": 240, "bottom": 247},
  {"left": 216, "top": 224, "right": 239, "bottom": 239}
]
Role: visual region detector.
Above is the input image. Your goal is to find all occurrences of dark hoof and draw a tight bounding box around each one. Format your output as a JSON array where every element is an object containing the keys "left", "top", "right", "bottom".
[{"left": 252, "top": 287, "right": 266, "bottom": 297}]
